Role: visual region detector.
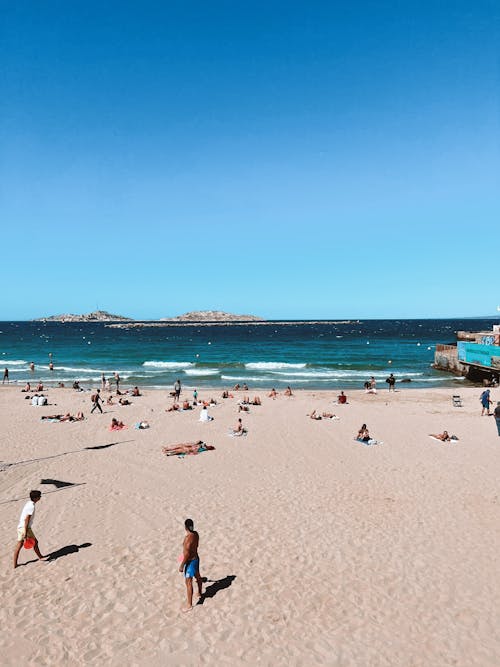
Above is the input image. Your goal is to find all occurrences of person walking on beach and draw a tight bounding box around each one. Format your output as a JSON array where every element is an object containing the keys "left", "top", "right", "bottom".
[
  {"left": 480, "top": 389, "right": 493, "bottom": 416},
  {"left": 174, "top": 379, "right": 182, "bottom": 401},
  {"left": 386, "top": 373, "right": 396, "bottom": 391},
  {"left": 14, "top": 490, "right": 46, "bottom": 568},
  {"left": 179, "top": 518, "right": 204, "bottom": 612},
  {"left": 91, "top": 389, "right": 103, "bottom": 413},
  {"left": 114, "top": 372, "right": 121, "bottom": 394},
  {"left": 101, "top": 373, "right": 106, "bottom": 391},
  {"left": 3, "top": 368, "right": 9, "bottom": 384},
  {"left": 495, "top": 402, "right": 500, "bottom": 436}
]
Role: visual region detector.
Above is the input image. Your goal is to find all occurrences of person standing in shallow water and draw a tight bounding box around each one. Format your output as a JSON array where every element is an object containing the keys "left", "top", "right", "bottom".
[
  {"left": 3, "top": 368, "right": 8, "bottom": 384},
  {"left": 179, "top": 518, "right": 204, "bottom": 612}
]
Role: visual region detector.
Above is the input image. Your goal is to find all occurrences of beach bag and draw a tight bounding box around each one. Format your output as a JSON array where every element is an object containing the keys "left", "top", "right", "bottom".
[
  {"left": 37, "top": 396, "right": 47, "bottom": 406},
  {"left": 91, "top": 393, "right": 97, "bottom": 402}
]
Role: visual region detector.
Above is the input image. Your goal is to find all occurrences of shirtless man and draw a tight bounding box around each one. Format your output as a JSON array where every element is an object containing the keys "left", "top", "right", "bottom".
[{"left": 179, "top": 518, "right": 204, "bottom": 612}]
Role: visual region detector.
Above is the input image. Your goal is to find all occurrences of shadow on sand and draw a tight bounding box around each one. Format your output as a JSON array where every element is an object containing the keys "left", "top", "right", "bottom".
[
  {"left": 197, "top": 575, "right": 236, "bottom": 605},
  {"left": 46, "top": 542, "right": 92, "bottom": 562}
]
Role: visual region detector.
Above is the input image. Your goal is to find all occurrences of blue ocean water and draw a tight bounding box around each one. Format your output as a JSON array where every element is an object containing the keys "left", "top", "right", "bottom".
[{"left": 0, "top": 319, "right": 495, "bottom": 390}]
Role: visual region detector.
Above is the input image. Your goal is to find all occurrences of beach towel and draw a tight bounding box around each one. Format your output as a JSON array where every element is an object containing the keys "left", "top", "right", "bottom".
[
  {"left": 109, "top": 424, "right": 127, "bottom": 431},
  {"left": 355, "top": 437, "right": 382, "bottom": 445}
]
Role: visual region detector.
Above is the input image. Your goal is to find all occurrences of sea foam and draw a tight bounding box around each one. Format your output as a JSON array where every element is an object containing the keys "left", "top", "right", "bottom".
[
  {"left": 142, "top": 361, "right": 194, "bottom": 369},
  {"left": 245, "top": 362, "right": 307, "bottom": 370}
]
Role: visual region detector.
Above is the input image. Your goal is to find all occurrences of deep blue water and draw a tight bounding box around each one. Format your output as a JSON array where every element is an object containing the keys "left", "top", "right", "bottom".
[{"left": 0, "top": 319, "right": 496, "bottom": 390}]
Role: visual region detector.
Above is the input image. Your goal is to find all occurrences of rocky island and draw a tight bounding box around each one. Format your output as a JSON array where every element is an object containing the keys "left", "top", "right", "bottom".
[
  {"left": 107, "top": 310, "right": 265, "bottom": 329},
  {"left": 162, "top": 310, "right": 264, "bottom": 322},
  {"left": 34, "top": 310, "right": 131, "bottom": 323}
]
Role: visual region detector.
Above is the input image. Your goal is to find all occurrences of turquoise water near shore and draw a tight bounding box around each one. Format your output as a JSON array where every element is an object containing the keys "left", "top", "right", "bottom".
[{"left": 0, "top": 319, "right": 495, "bottom": 390}]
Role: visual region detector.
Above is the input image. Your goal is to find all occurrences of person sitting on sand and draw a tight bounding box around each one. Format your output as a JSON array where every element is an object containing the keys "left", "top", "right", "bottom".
[
  {"left": 284, "top": 386, "right": 293, "bottom": 397},
  {"left": 110, "top": 418, "right": 125, "bottom": 430},
  {"left": 72, "top": 381, "right": 80, "bottom": 390},
  {"left": 182, "top": 400, "right": 192, "bottom": 410},
  {"left": 337, "top": 391, "right": 347, "bottom": 404},
  {"left": 22, "top": 382, "right": 31, "bottom": 392},
  {"left": 131, "top": 386, "right": 141, "bottom": 397},
  {"left": 119, "top": 397, "right": 131, "bottom": 406},
  {"left": 268, "top": 388, "right": 278, "bottom": 399},
  {"left": 357, "top": 424, "right": 371, "bottom": 442},
  {"left": 232, "top": 418, "right": 246, "bottom": 435},
  {"left": 242, "top": 384, "right": 249, "bottom": 391},
  {"left": 106, "top": 395, "right": 114, "bottom": 405},
  {"left": 166, "top": 403, "right": 180, "bottom": 412},
  {"left": 238, "top": 404, "right": 249, "bottom": 413},
  {"left": 137, "top": 420, "right": 150, "bottom": 429},
  {"left": 251, "top": 396, "right": 261, "bottom": 406},
  {"left": 233, "top": 384, "right": 241, "bottom": 391},
  {"left": 309, "top": 410, "right": 322, "bottom": 420},
  {"left": 241, "top": 395, "right": 250, "bottom": 405},
  {"left": 199, "top": 406, "right": 213, "bottom": 422},
  {"left": 222, "top": 390, "right": 229, "bottom": 399},
  {"left": 36, "top": 382, "right": 44, "bottom": 391}
]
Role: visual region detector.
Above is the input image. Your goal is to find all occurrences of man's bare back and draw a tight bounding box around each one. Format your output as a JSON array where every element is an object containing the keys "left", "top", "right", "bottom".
[{"left": 183, "top": 530, "right": 199, "bottom": 561}]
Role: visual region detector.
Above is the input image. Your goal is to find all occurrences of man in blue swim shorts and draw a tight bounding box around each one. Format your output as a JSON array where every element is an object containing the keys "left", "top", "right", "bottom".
[{"left": 179, "top": 518, "right": 204, "bottom": 612}]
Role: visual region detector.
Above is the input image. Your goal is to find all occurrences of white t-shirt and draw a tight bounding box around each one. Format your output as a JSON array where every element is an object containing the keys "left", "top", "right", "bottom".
[
  {"left": 199, "top": 408, "right": 210, "bottom": 422},
  {"left": 18, "top": 500, "right": 36, "bottom": 530}
]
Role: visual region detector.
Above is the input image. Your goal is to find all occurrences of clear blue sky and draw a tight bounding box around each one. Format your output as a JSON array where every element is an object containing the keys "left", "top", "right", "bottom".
[{"left": 2, "top": 1, "right": 499, "bottom": 320}]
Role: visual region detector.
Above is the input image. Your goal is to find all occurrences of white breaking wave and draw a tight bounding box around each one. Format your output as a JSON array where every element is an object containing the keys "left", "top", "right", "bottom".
[
  {"left": 270, "top": 369, "right": 425, "bottom": 379},
  {"left": 142, "top": 361, "right": 194, "bottom": 369},
  {"left": 245, "top": 362, "right": 307, "bottom": 370},
  {"left": 2, "top": 359, "right": 28, "bottom": 366},
  {"left": 38, "top": 365, "right": 107, "bottom": 374},
  {"left": 183, "top": 368, "right": 219, "bottom": 376},
  {"left": 221, "top": 375, "right": 274, "bottom": 382}
]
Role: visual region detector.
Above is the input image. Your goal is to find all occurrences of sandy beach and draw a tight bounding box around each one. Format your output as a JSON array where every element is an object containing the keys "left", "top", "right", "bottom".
[{"left": 1, "top": 383, "right": 500, "bottom": 666}]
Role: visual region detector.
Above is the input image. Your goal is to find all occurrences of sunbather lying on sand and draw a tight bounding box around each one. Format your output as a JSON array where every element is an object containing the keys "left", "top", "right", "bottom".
[
  {"left": 430, "top": 431, "right": 459, "bottom": 442},
  {"left": 322, "top": 412, "right": 339, "bottom": 420},
  {"left": 308, "top": 410, "right": 322, "bottom": 420},
  {"left": 162, "top": 441, "right": 215, "bottom": 456},
  {"left": 166, "top": 403, "right": 180, "bottom": 412},
  {"left": 41, "top": 412, "right": 84, "bottom": 422},
  {"left": 110, "top": 418, "right": 126, "bottom": 431}
]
